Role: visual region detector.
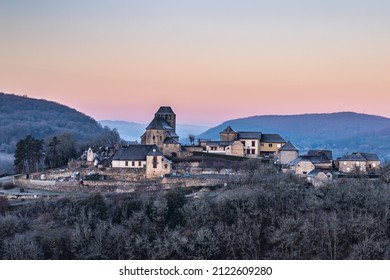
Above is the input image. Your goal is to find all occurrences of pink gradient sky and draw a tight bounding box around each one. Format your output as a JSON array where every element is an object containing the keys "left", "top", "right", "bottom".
[{"left": 1, "top": 1, "right": 389, "bottom": 126}]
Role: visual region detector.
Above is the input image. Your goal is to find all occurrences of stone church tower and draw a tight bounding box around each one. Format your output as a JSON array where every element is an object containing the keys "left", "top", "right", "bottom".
[
  {"left": 220, "top": 126, "right": 238, "bottom": 142},
  {"left": 154, "top": 106, "right": 176, "bottom": 132},
  {"left": 141, "top": 106, "right": 180, "bottom": 157}
]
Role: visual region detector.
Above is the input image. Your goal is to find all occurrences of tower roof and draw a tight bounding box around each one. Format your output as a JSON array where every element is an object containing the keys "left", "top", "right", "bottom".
[
  {"left": 221, "top": 126, "right": 236, "bottom": 133},
  {"left": 155, "top": 106, "right": 175, "bottom": 115},
  {"left": 279, "top": 141, "right": 299, "bottom": 151},
  {"left": 146, "top": 117, "right": 174, "bottom": 131}
]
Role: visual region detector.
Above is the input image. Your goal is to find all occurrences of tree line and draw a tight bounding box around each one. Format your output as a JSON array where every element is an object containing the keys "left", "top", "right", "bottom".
[
  {"left": 13, "top": 127, "right": 122, "bottom": 173},
  {"left": 1, "top": 172, "right": 390, "bottom": 260}
]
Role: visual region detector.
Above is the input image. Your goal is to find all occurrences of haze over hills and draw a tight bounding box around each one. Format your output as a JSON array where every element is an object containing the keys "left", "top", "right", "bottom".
[
  {"left": 99, "top": 120, "right": 210, "bottom": 144},
  {"left": 198, "top": 112, "right": 390, "bottom": 161}
]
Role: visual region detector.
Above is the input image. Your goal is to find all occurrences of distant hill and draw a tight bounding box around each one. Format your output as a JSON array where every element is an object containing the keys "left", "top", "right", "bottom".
[
  {"left": 0, "top": 92, "right": 110, "bottom": 173},
  {"left": 198, "top": 112, "right": 390, "bottom": 161},
  {"left": 99, "top": 120, "right": 209, "bottom": 144}
]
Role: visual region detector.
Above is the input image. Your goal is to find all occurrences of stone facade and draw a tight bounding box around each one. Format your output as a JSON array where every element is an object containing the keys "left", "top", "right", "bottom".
[
  {"left": 141, "top": 106, "right": 180, "bottom": 157},
  {"left": 220, "top": 126, "right": 238, "bottom": 142},
  {"left": 290, "top": 158, "right": 316, "bottom": 177},
  {"left": 146, "top": 153, "right": 172, "bottom": 178},
  {"left": 336, "top": 153, "right": 380, "bottom": 174},
  {"left": 338, "top": 159, "right": 367, "bottom": 173},
  {"left": 279, "top": 141, "right": 299, "bottom": 165},
  {"left": 229, "top": 141, "right": 245, "bottom": 157},
  {"left": 307, "top": 170, "right": 333, "bottom": 187},
  {"left": 279, "top": 150, "right": 298, "bottom": 165}
]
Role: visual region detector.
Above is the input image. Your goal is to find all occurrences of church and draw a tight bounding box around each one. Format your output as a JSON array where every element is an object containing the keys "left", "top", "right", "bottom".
[{"left": 141, "top": 106, "right": 181, "bottom": 157}]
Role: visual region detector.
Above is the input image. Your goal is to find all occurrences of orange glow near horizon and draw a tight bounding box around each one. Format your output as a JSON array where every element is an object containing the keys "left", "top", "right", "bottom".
[{"left": 1, "top": 1, "right": 389, "bottom": 125}]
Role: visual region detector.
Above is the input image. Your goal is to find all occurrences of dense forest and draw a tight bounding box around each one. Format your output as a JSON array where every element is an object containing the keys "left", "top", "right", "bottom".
[
  {"left": 0, "top": 92, "right": 122, "bottom": 173},
  {"left": 199, "top": 112, "right": 390, "bottom": 162},
  {"left": 0, "top": 93, "right": 109, "bottom": 153},
  {"left": 1, "top": 172, "right": 390, "bottom": 260}
]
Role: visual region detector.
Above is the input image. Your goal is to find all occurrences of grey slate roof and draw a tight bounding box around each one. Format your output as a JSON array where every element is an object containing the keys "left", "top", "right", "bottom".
[
  {"left": 308, "top": 150, "right": 333, "bottom": 161},
  {"left": 337, "top": 153, "right": 366, "bottom": 162},
  {"left": 112, "top": 145, "right": 158, "bottom": 161},
  {"left": 289, "top": 155, "right": 331, "bottom": 166},
  {"left": 307, "top": 169, "right": 332, "bottom": 178},
  {"left": 164, "top": 138, "right": 179, "bottom": 144},
  {"left": 146, "top": 117, "right": 174, "bottom": 131},
  {"left": 279, "top": 141, "right": 299, "bottom": 151},
  {"left": 167, "top": 130, "right": 179, "bottom": 139},
  {"left": 237, "top": 132, "right": 262, "bottom": 140},
  {"left": 357, "top": 153, "right": 380, "bottom": 161},
  {"left": 155, "top": 106, "right": 174, "bottom": 115},
  {"left": 289, "top": 156, "right": 311, "bottom": 166},
  {"left": 205, "top": 141, "right": 233, "bottom": 147},
  {"left": 221, "top": 126, "right": 236, "bottom": 133},
  {"left": 261, "top": 134, "right": 286, "bottom": 143}
]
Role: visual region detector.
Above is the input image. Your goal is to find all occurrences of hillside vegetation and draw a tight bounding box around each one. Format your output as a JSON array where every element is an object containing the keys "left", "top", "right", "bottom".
[
  {"left": 1, "top": 174, "right": 389, "bottom": 260},
  {"left": 199, "top": 112, "right": 390, "bottom": 161},
  {"left": 0, "top": 92, "right": 120, "bottom": 173}
]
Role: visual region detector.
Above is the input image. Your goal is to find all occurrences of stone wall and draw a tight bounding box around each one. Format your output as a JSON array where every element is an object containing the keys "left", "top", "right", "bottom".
[{"left": 279, "top": 150, "right": 298, "bottom": 165}]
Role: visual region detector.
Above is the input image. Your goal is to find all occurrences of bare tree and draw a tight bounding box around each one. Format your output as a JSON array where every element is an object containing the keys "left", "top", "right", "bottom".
[
  {"left": 188, "top": 134, "right": 195, "bottom": 145},
  {"left": 381, "top": 162, "right": 390, "bottom": 187}
]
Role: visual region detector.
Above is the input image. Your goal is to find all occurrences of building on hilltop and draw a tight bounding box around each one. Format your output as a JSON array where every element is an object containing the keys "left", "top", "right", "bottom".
[
  {"left": 336, "top": 152, "right": 380, "bottom": 174},
  {"left": 199, "top": 126, "right": 287, "bottom": 160},
  {"left": 112, "top": 144, "right": 172, "bottom": 178},
  {"left": 288, "top": 150, "right": 333, "bottom": 177},
  {"left": 279, "top": 141, "right": 299, "bottom": 165},
  {"left": 259, "top": 134, "right": 286, "bottom": 158},
  {"left": 141, "top": 106, "right": 181, "bottom": 157}
]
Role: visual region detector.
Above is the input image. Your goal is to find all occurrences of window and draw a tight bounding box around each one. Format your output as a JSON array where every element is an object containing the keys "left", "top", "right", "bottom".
[
  {"left": 153, "top": 156, "right": 157, "bottom": 168},
  {"left": 164, "top": 164, "right": 168, "bottom": 169},
  {"left": 241, "top": 141, "right": 245, "bottom": 146},
  {"left": 260, "top": 143, "right": 264, "bottom": 147},
  {"left": 277, "top": 144, "right": 282, "bottom": 148},
  {"left": 347, "top": 167, "right": 350, "bottom": 172},
  {"left": 252, "top": 141, "right": 255, "bottom": 147},
  {"left": 344, "top": 161, "right": 347, "bottom": 166},
  {"left": 269, "top": 143, "right": 273, "bottom": 148},
  {"left": 132, "top": 161, "right": 135, "bottom": 166},
  {"left": 251, "top": 149, "right": 255, "bottom": 154},
  {"left": 152, "top": 135, "right": 155, "bottom": 141},
  {"left": 303, "top": 171, "right": 307, "bottom": 175},
  {"left": 125, "top": 161, "right": 128, "bottom": 167},
  {"left": 356, "top": 162, "right": 360, "bottom": 166},
  {"left": 246, "top": 149, "right": 251, "bottom": 154},
  {"left": 138, "top": 161, "right": 142, "bottom": 167},
  {"left": 373, "top": 163, "right": 376, "bottom": 168}
]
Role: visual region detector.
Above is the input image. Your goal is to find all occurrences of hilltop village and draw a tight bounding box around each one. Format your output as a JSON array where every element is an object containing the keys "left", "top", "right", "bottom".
[
  {"left": 8, "top": 106, "right": 382, "bottom": 194},
  {"left": 93, "top": 106, "right": 381, "bottom": 186}
]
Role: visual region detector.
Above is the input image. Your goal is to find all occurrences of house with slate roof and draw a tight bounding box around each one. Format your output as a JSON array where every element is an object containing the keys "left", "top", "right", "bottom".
[
  {"left": 141, "top": 106, "right": 181, "bottom": 157},
  {"left": 307, "top": 169, "right": 333, "bottom": 187},
  {"left": 336, "top": 152, "right": 380, "bottom": 174},
  {"left": 199, "top": 126, "right": 287, "bottom": 159},
  {"left": 288, "top": 150, "right": 333, "bottom": 178},
  {"left": 112, "top": 144, "right": 172, "bottom": 178},
  {"left": 279, "top": 141, "right": 299, "bottom": 165}
]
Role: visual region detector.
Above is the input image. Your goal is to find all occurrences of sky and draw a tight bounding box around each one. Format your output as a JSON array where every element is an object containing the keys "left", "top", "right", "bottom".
[{"left": 1, "top": 0, "right": 389, "bottom": 126}]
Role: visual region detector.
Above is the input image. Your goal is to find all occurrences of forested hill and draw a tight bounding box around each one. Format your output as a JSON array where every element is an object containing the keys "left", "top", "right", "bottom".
[
  {"left": 198, "top": 112, "right": 390, "bottom": 161},
  {"left": 0, "top": 92, "right": 108, "bottom": 154}
]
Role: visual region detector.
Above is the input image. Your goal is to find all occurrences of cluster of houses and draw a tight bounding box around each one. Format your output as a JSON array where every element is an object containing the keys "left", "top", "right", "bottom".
[{"left": 86, "top": 106, "right": 382, "bottom": 185}]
